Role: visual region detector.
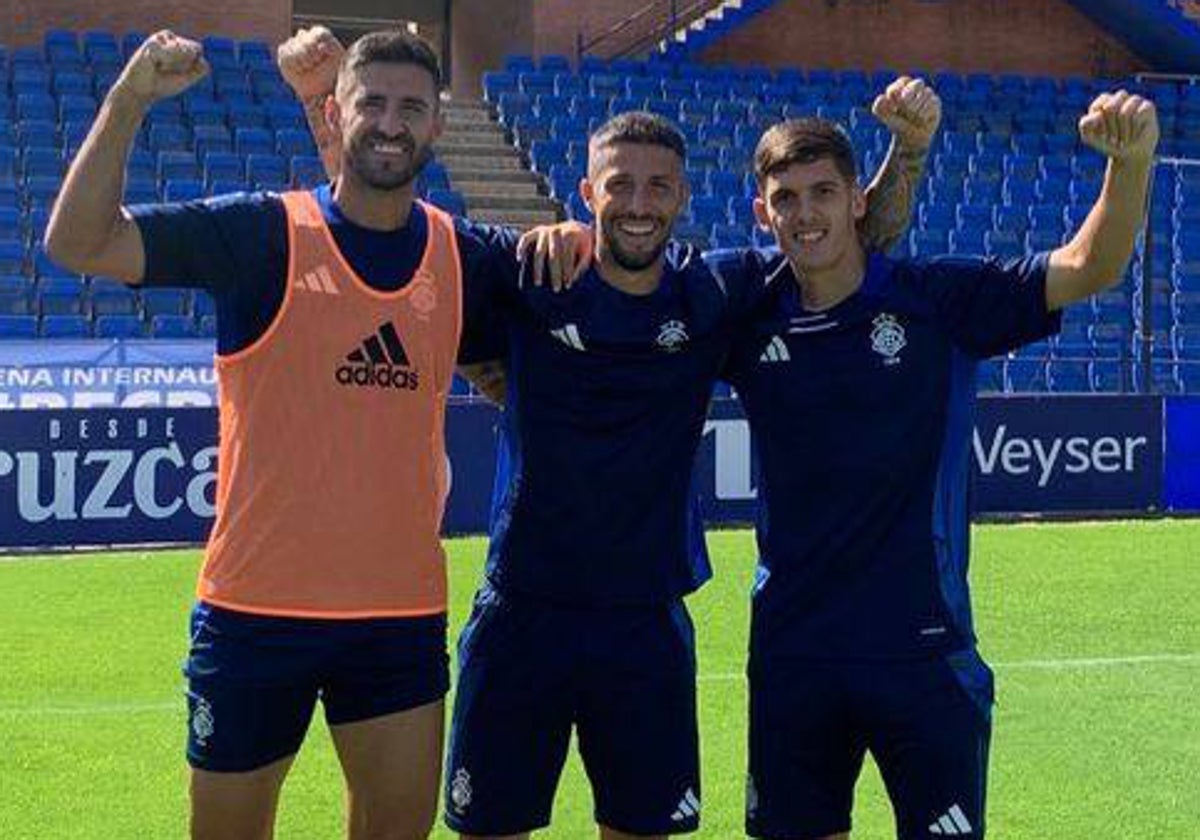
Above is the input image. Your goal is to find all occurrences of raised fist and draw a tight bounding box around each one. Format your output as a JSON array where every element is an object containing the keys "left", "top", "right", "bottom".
[
  {"left": 1079, "top": 91, "right": 1159, "bottom": 165},
  {"left": 112, "top": 30, "right": 209, "bottom": 108},
  {"left": 278, "top": 26, "right": 344, "bottom": 102},
  {"left": 872, "top": 76, "right": 942, "bottom": 154}
]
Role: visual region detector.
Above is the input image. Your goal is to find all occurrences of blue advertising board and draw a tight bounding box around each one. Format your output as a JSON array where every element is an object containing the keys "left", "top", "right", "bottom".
[
  {"left": 0, "top": 395, "right": 1182, "bottom": 549},
  {"left": 0, "top": 404, "right": 502, "bottom": 549},
  {"left": 0, "top": 340, "right": 216, "bottom": 410},
  {"left": 971, "top": 395, "right": 1164, "bottom": 514}
]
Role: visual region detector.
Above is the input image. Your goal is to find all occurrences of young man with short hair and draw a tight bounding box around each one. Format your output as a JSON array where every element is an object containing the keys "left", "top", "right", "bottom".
[{"left": 712, "top": 91, "right": 1158, "bottom": 840}]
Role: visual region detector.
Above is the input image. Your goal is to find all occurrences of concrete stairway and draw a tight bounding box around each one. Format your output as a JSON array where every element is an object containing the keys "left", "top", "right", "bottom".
[{"left": 436, "top": 100, "right": 562, "bottom": 228}]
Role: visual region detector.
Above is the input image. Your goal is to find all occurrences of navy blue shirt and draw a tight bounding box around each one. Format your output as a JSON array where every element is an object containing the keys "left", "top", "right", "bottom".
[
  {"left": 488, "top": 242, "right": 766, "bottom": 606},
  {"left": 130, "top": 184, "right": 508, "bottom": 362},
  {"left": 717, "top": 250, "right": 1061, "bottom": 660}
]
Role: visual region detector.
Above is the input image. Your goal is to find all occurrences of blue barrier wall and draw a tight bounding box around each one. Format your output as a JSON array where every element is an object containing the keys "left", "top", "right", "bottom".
[
  {"left": 0, "top": 395, "right": 1195, "bottom": 549},
  {"left": 1166, "top": 396, "right": 1200, "bottom": 511}
]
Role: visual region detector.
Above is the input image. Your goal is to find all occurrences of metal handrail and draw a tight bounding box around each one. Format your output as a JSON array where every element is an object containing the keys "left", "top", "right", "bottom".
[
  {"left": 577, "top": 0, "right": 724, "bottom": 61},
  {"left": 578, "top": 0, "right": 673, "bottom": 56}
]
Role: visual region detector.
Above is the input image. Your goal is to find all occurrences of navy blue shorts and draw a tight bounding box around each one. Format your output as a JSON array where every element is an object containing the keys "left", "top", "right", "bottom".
[
  {"left": 445, "top": 587, "right": 701, "bottom": 836},
  {"left": 183, "top": 601, "right": 449, "bottom": 773},
  {"left": 747, "top": 649, "right": 994, "bottom": 840}
]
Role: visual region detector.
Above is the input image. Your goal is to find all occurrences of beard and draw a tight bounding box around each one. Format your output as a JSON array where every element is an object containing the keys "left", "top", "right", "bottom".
[
  {"left": 344, "top": 133, "right": 434, "bottom": 191},
  {"left": 600, "top": 216, "right": 671, "bottom": 272}
]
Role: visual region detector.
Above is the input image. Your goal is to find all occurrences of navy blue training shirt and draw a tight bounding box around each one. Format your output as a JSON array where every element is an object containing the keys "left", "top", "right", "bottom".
[
  {"left": 130, "top": 183, "right": 508, "bottom": 362},
  {"left": 717, "top": 249, "right": 1061, "bottom": 660},
  {"left": 487, "top": 241, "right": 766, "bottom": 606}
]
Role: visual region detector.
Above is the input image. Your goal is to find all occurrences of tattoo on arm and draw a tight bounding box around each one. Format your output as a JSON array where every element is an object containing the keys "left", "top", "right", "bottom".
[
  {"left": 861, "top": 141, "right": 929, "bottom": 253},
  {"left": 301, "top": 94, "right": 341, "bottom": 182},
  {"left": 457, "top": 360, "right": 507, "bottom": 407}
]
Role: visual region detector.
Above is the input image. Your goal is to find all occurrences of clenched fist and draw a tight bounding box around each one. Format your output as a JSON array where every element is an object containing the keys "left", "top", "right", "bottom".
[
  {"left": 872, "top": 76, "right": 942, "bottom": 154},
  {"left": 1079, "top": 91, "right": 1159, "bottom": 165},
  {"left": 112, "top": 30, "right": 209, "bottom": 109},
  {"left": 278, "top": 26, "right": 345, "bottom": 102}
]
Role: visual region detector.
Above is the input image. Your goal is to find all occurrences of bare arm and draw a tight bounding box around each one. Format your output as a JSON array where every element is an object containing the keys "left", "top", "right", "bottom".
[
  {"left": 1047, "top": 92, "right": 1159, "bottom": 311},
  {"left": 860, "top": 76, "right": 941, "bottom": 253},
  {"left": 861, "top": 140, "right": 929, "bottom": 253},
  {"left": 278, "top": 27, "right": 344, "bottom": 181},
  {"left": 44, "top": 90, "right": 149, "bottom": 282},
  {"left": 45, "top": 31, "right": 209, "bottom": 282}
]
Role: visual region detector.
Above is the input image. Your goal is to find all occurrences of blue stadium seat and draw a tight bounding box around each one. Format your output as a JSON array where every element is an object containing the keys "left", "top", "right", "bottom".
[
  {"left": 483, "top": 71, "right": 518, "bottom": 103},
  {"left": 0, "top": 274, "right": 32, "bottom": 314},
  {"left": 0, "top": 240, "right": 26, "bottom": 275},
  {"left": 151, "top": 314, "right": 196, "bottom": 338},
  {"left": 235, "top": 127, "right": 275, "bottom": 156},
  {"left": 21, "top": 147, "right": 63, "bottom": 178},
  {"left": 0, "top": 312, "right": 38, "bottom": 338},
  {"left": 41, "top": 313, "right": 90, "bottom": 338},
  {"left": 993, "top": 205, "right": 1029, "bottom": 234},
  {"left": 427, "top": 189, "right": 467, "bottom": 216},
  {"left": 1047, "top": 360, "right": 1091, "bottom": 392},
  {"left": 141, "top": 288, "right": 190, "bottom": 317},
  {"left": 164, "top": 179, "right": 204, "bottom": 202},
  {"left": 1005, "top": 358, "right": 1048, "bottom": 392},
  {"left": 291, "top": 156, "right": 326, "bottom": 189},
  {"left": 977, "top": 359, "right": 1004, "bottom": 392},
  {"left": 37, "top": 276, "right": 85, "bottom": 314},
  {"left": 148, "top": 123, "right": 189, "bottom": 153},
  {"left": 689, "top": 196, "right": 728, "bottom": 227},
  {"left": 158, "top": 151, "right": 199, "bottom": 181},
  {"left": 94, "top": 313, "right": 143, "bottom": 338},
  {"left": 198, "top": 314, "right": 217, "bottom": 338},
  {"left": 910, "top": 228, "right": 948, "bottom": 256},
  {"left": 246, "top": 155, "right": 288, "bottom": 190},
  {"left": 985, "top": 230, "right": 1024, "bottom": 259},
  {"left": 90, "top": 279, "right": 138, "bottom": 316},
  {"left": 949, "top": 229, "right": 987, "bottom": 255}
]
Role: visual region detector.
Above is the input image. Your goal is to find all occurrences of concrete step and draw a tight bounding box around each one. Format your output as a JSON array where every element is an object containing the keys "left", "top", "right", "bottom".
[
  {"left": 468, "top": 208, "right": 561, "bottom": 227},
  {"left": 440, "top": 153, "right": 526, "bottom": 171},
  {"left": 455, "top": 179, "right": 543, "bottom": 198},
  {"left": 444, "top": 122, "right": 508, "bottom": 139},
  {"left": 444, "top": 100, "right": 492, "bottom": 116},
  {"left": 444, "top": 167, "right": 541, "bottom": 184},
  {"left": 467, "top": 193, "right": 558, "bottom": 211},
  {"left": 436, "top": 140, "right": 518, "bottom": 156}
]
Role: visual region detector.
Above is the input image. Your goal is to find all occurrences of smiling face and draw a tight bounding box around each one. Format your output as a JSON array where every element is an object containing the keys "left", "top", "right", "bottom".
[
  {"left": 330, "top": 60, "right": 442, "bottom": 192},
  {"left": 582, "top": 141, "right": 689, "bottom": 273},
  {"left": 754, "top": 156, "right": 866, "bottom": 276}
]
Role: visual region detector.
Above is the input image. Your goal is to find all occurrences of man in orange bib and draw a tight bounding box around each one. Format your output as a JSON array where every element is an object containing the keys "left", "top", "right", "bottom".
[{"left": 45, "top": 28, "right": 527, "bottom": 840}]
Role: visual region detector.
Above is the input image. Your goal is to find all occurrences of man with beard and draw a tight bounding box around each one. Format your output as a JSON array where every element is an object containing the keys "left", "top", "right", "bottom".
[
  {"left": 443, "top": 102, "right": 933, "bottom": 839},
  {"left": 44, "top": 29, "right": 532, "bottom": 840},
  {"left": 711, "top": 92, "right": 1158, "bottom": 840}
]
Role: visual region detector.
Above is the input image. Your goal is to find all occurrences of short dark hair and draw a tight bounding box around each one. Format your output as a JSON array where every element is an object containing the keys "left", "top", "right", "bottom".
[
  {"left": 339, "top": 29, "right": 443, "bottom": 91},
  {"left": 753, "top": 118, "right": 857, "bottom": 186},
  {"left": 588, "top": 111, "right": 687, "bottom": 168}
]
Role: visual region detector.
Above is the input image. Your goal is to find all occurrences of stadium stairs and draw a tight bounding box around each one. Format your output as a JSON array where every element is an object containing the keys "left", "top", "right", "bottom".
[{"left": 438, "top": 99, "right": 560, "bottom": 227}]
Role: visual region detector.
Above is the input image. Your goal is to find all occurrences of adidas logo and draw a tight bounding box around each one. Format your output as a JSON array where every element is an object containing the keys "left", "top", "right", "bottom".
[
  {"left": 670, "top": 787, "right": 701, "bottom": 823},
  {"left": 550, "top": 323, "right": 586, "bottom": 351},
  {"left": 335, "top": 321, "right": 419, "bottom": 391},
  {"left": 294, "top": 264, "right": 341, "bottom": 295},
  {"left": 759, "top": 335, "right": 790, "bottom": 363},
  {"left": 929, "top": 804, "right": 974, "bottom": 836}
]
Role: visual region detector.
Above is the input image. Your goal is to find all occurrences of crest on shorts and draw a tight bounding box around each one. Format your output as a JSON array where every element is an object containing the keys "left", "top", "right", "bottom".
[
  {"left": 450, "top": 768, "right": 473, "bottom": 814},
  {"left": 191, "top": 696, "right": 215, "bottom": 746},
  {"left": 746, "top": 773, "right": 759, "bottom": 819},
  {"left": 656, "top": 320, "right": 690, "bottom": 352},
  {"left": 870, "top": 313, "right": 906, "bottom": 365}
]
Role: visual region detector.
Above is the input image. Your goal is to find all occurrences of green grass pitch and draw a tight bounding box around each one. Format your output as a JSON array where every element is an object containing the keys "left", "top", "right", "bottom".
[{"left": 2, "top": 521, "right": 1198, "bottom": 838}]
